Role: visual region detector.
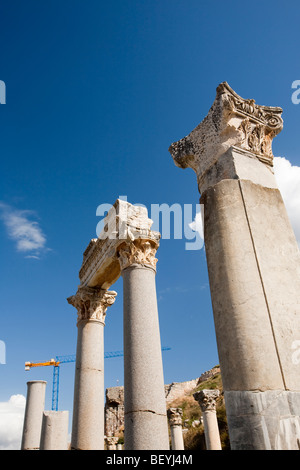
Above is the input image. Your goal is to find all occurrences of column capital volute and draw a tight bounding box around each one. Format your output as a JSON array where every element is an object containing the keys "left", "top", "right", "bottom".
[
  {"left": 67, "top": 286, "right": 117, "bottom": 326},
  {"left": 193, "top": 389, "right": 220, "bottom": 412},
  {"left": 116, "top": 238, "right": 159, "bottom": 271},
  {"left": 167, "top": 407, "right": 183, "bottom": 427}
]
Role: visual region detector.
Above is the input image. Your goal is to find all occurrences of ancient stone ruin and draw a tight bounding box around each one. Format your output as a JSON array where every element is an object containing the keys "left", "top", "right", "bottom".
[
  {"left": 169, "top": 82, "right": 300, "bottom": 450},
  {"left": 21, "top": 82, "right": 300, "bottom": 451}
]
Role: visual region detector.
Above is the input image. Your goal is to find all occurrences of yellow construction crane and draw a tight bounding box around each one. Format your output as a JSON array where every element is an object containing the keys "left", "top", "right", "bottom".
[{"left": 25, "top": 358, "right": 60, "bottom": 371}]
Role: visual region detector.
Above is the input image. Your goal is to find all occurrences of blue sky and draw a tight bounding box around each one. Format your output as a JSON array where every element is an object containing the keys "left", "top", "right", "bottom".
[{"left": 1, "top": 0, "right": 300, "bottom": 448}]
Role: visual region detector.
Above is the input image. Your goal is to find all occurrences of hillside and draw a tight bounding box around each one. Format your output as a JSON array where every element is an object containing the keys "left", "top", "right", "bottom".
[{"left": 167, "top": 366, "right": 230, "bottom": 450}]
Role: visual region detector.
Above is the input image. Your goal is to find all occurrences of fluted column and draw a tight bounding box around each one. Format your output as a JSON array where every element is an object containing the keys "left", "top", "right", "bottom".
[
  {"left": 67, "top": 286, "right": 117, "bottom": 450},
  {"left": 21, "top": 381, "right": 47, "bottom": 450},
  {"left": 194, "top": 389, "right": 221, "bottom": 450},
  {"left": 117, "top": 238, "right": 169, "bottom": 450},
  {"left": 167, "top": 408, "right": 184, "bottom": 450}
]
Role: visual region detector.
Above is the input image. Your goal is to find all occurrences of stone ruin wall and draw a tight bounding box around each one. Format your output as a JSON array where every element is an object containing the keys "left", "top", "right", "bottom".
[{"left": 105, "top": 366, "right": 220, "bottom": 436}]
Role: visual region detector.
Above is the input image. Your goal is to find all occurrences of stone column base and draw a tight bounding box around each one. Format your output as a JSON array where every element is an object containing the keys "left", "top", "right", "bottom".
[{"left": 224, "top": 390, "right": 300, "bottom": 450}]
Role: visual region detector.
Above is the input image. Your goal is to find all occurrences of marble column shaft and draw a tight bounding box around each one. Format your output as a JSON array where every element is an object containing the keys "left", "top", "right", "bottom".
[
  {"left": 106, "top": 436, "right": 119, "bottom": 450},
  {"left": 67, "top": 286, "right": 116, "bottom": 450}
]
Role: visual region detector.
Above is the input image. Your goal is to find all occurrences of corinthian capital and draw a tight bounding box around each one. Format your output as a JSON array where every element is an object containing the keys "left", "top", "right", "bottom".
[
  {"left": 193, "top": 389, "right": 220, "bottom": 412},
  {"left": 67, "top": 286, "right": 117, "bottom": 325},
  {"left": 167, "top": 408, "right": 183, "bottom": 427},
  {"left": 117, "top": 238, "right": 159, "bottom": 271}
]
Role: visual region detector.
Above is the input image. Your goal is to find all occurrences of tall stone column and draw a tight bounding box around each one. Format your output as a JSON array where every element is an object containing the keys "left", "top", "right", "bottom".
[
  {"left": 193, "top": 390, "right": 222, "bottom": 450},
  {"left": 169, "top": 82, "right": 300, "bottom": 450},
  {"left": 67, "top": 286, "right": 117, "bottom": 450},
  {"left": 117, "top": 238, "right": 169, "bottom": 450},
  {"left": 21, "top": 380, "right": 47, "bottom": 450},
  {"left": 40, "top": 410, "right": 69, "bottom": 450},
  {"left": 167, "top": 408, "right": 185, "bottom": 450}
]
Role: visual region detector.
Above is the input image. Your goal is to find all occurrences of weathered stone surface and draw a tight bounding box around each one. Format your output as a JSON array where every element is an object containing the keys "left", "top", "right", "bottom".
[
  {"left": 69, "top": 199, "right": 165, "bottom": 451},
  {"left": 165, "top": 379, "right": 199, "bottom": 403},
  {"left": 193, "top": 389, "right": 222, "bottom": 450},
  {"left": 104, "top": 368, "right": 219, "bottom": 437},
  {"left": 224, "top": 390, "right": 300, "bottom": 450},
  {"left": 67, "top": 287, "right": 117, "bottom": 325},
  {"left": 193, "top": 389, "right": 220, "bottom": 412},
  {"left": 40, "top": 410, "right": 69, "bottom": 450},
  {"left": 169, "top": 82, "right": 300, "bottom": 450},
  {"left": 202, "top": 178, "right": 300, "bottom": 392},
  {"left": 106, "top": 435, "right": 119, "bottom": 450},
  {"left": 78, "top": 199, "right": 160, "bottom": 288},
  {"left": 105, "top": 386, "right": 124, "bottom": 437},
  {"left": 169, "top": 82, "right": 283, "bottom": 193},
  {"left": 201, "top": 179, "right": 285, "bottom": 392},
  {"left": 122, "top": 262, "right": 169, "bottom": 450},
  {"left": 21, "top": 381, "right": 47, "bottom": 450},
  {"left": 167, "top": 407, "right": 183, "bottom": 427},
  {"left": 167, "top": 408, "right": 184, "bottom": 450}
]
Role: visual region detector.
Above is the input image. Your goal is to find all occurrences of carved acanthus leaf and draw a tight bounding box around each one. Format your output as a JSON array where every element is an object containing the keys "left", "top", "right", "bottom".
[
  {"left": 67, "top": 286, "right": 117, "bottom": 325},
  {"left": 117, "top": 239, "right": 159, "bottom": 271}
]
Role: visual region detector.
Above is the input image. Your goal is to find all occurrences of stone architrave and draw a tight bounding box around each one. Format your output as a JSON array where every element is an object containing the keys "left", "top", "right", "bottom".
[
  {"left": 21, "top": 381, "right": 47, "bottom": 450},
  {"left": 193, "top": 390, "right": 221, "bottom": 450},
  {"left": 40, "top": 410, "right": 69, "bottom": 450},
  {"left": 167, "top": 408, "right": 185, "bottom": 450},
  {"left": 68, "top": 199, "right": 169, "bottom": 451},
  {"left": 67, "top": 287, "right": 117, "bottom": 450},
  {"left": 169, "top": 82, "right": 300, "bottom": 450}
]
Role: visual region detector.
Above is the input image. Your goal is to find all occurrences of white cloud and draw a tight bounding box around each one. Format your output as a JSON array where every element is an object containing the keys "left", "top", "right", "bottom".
[
  {"left": 189, "top": 157, "right": 300, "bottom": 247},
  {"left": 0, "top": 202, "right": 47, "bottom": 258},
  {"left": 273, "top": 156, "right": 300, "bottom": 246},
  {"left": 188, "top": 209, "right": 204, "bottom": 241},
  {"left": 0, "top": 395, "right": 26, "bottom": 450}
]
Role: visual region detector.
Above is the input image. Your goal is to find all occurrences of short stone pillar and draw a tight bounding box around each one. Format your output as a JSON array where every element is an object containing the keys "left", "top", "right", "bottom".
[
  {"left": 40, "top": 410, "right": 69, "bottom": 450},
  {"left": 21, "top": 380, "right": 47, "bottom": 450},
  {"left": 117, "top": 443, "right": 123, "bottom": 450},
  {"left": 117, "top": 238, "right": 169, "bottom": 450},
  {"left": 169, "top": 82, "right": 300, "bottom": 450},
  {"left": 167, "top": 408, "right": 184, "bottom": 450},
  {"left": 193, "top": 390, "right": 221, "bottom": 450},
  {"left": 67, "top": 287, "right": 117, "bottom": 450},
  {"left": 106, "top": 435, "right": 119, "bottom": 450}
]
